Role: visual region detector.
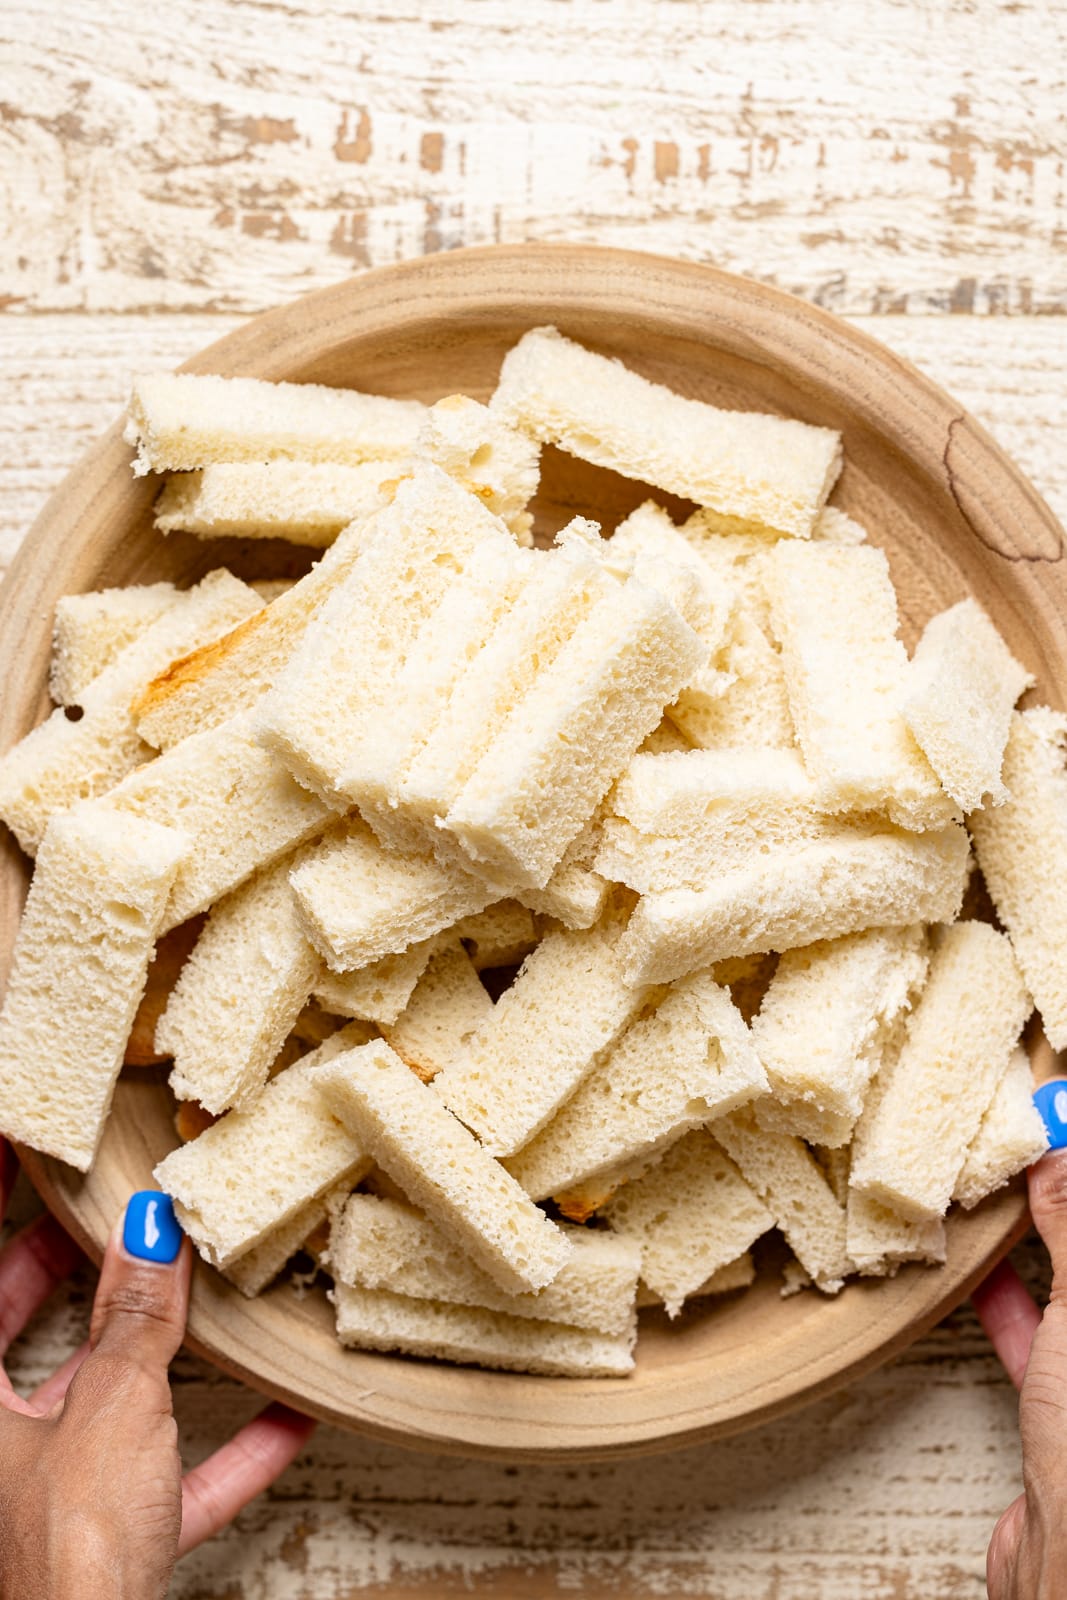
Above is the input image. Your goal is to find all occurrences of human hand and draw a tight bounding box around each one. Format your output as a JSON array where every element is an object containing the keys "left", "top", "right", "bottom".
[
  {"left": 972, "top": 1083, "right": 1067, "bottom": 1600},
  {"left": 0, "top": 1139, "right": 317, "bottom": 1600}
]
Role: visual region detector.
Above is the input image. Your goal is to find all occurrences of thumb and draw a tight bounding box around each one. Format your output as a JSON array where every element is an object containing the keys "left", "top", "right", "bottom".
[{"left": 86, "top": 1190, "right": 192, "bottom": 1375}]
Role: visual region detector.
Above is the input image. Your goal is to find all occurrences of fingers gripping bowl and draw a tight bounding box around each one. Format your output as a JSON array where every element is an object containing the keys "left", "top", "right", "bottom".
[{"left": 0, "top": 245, "right": 1063, "bottom": 1460}]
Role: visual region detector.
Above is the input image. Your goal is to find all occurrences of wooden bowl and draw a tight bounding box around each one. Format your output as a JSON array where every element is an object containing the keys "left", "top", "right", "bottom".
[{"left": 1, "top": 244, "right": 1061, "bottom": 1461}]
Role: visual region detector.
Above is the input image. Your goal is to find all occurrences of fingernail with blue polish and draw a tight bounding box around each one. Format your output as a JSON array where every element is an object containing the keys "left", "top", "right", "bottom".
[
  {"left": 1033, "top": 1079, "right": 1067, "bottom": 1152},
  {"left": 123, "top": 1191, "right": 183, "bottom": 1263}
]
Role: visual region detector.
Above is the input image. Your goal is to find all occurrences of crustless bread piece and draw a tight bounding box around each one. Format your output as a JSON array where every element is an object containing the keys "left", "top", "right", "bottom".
[
  {"left": 313, "top": 940, "right": 437, "bottom": 1026},
  {"left": 849, "top": 922, "right": 1032, "bottom": 1221},
  {"left": 50, "top": 582, "right": 179, "bottom": 705},
  {"left": 311, "top": 1040, "right": 571, "bottom": 1295},
  {"left": 380, "top": 939, "right": 493, "bottom": 1082},
  {"left": 636, "top": 1251, "right": 756, "bottom": 1308},
  {"left": 222, "top": 1185, "right": 347, "bottom": 1298},
  {"left": 953, "top": 1045, "right": 1048, "bottom": 1209},
  {"left": 154, "top": 460, "right": 396, "bottom": 546},
  {"left": 0, "top": 569, "right": 261, "bottom": 856},
  {"left": 969, "top": 709, "right": 1067, "bottom": 1049},
  {"left": 125, "top": 372, "right": 425, "bottom": 475},
  {"left": 0, "top": 804, "right": 187, "bottom": 1171},
  {"left": 490, "top": 326, "right": 841, "bottom": 538}
]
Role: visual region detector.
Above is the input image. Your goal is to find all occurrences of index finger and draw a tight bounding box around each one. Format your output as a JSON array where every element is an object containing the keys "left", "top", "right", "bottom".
[{"left": 0, "top": 1141, "right": 18, "bottom": 1227}]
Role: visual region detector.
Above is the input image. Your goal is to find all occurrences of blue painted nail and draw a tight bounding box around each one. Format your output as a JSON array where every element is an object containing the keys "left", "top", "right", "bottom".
[
  {"left": 123, "top": 1191, "right": 183, "bottom": 1263},
  {"left": 1033, "top": 1079, "right": 1067, "bottom": 1152}
]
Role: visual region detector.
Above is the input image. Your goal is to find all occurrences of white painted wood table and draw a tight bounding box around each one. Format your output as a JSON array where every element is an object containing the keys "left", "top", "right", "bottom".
[{"left": 2, "top": 3, "right": 1066, "bottom": 1594}]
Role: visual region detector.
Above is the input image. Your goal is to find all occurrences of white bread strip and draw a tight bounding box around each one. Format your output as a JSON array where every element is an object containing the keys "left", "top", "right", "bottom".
[
  {"left": 849, "top": 922, "right": 1031, "bottom": 1221},
  {"left": 969, "top": 709, "right": 1067, "bottom": 1049},
  {"left": 290, "top": 818, "right": 496, "bottom": 973},
  {"left": 0, "top": 804, "right": 187, "bottom": 1172},
  {"left": 332, "top": 1283, "right": 635, "bottom": 1378},
  {"left": 517, "top": 811, "right": 609, "bottom": 929},
  {"left": 158, "top": 851, "right": 321, "bottom": 1115},
  {"left": 255, "top": 465, "right": 516, "bottom": 808},
  {"left": 954, "top": 1045, "right": 1048, "bottom": 1210},
  {"left": 636, "top": 1251, "right": 756, "bottom": 1308},
  {"left": 329, "top": 1194, "right": 640, "bottom": 1336},
  {"left": 155, "top": 460, "right": 396, "bottom": 546},
  {"left": 491, "top": 326, "right": 841, "bottom": 538},
  {"left": 505, "top": 972, "right": 767, "bottom": 1201},
  {"left": 106, "top": 710, "right": 332, "bottom": 934},
  {"left": 125, "top": 372, "right": 425, "bottom": 475},
  {"left": 618, "top": 821, "right": 971, "bottom": 985},
  {"left": 446, "top": 573, "right": 704, "bottom": 888},
  {"left": 380, "top": 940, "right": 493, "bottom": 1082},
  {"left": 603, "top": 1130, "right": 773, "bottom": 1317},
  {"left": 154, "top": 1024, "right": 374, "bottom": 1268},
  {"left": 434, "top": 914, "right": 646, "bottom": 1159},
  {"left": 313, "top": 940, "right": 436, "bottom": 1026},
  {"left": 133, "top": 518, "right": 375, "bottom": 751},
  {"left": 766, "top": 543, "right": 955, "bottom": 829},
  {"left": 713, "top": 1107, "right": 851, "bottom": 1292},
  {"left": 416, "top": 393, "right": 540, "bottom": 542},
  {"left": 846, "top": 1190, "right": 947, "bottom": 1277},
  {"left": 450, "top": 900, "right": 539, "bottom": 971},
  {"left": 751, "top": 927, "right": 929, "bottom": 1144},
  {"left": 222, "top": 1189, "right": 335, "bottom": 1298},
  {"left": 0, "top": 569, "right": 261, "bottom": 856},
  {"left": 902, "top": 600, "right": 1033, "bottom": 812},
  {"left": 50, "top": 582, "right": 179, "bottom": 705},
  {"left": 312, "top": 1040, "right": 571, "bottom": 1295}
]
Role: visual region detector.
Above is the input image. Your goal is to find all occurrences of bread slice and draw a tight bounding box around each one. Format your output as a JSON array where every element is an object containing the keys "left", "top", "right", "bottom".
[
  {"left": 332, "top": 1282, "right": 635, "bottom": 1377},
  {"left": 381, "top": 939, "right": 493, "bottom": 1082},
  {"left": 313, "top": 939, "right": 437, "bottom": 1025},
  {"left": 969, "top": 709, "right": 1067, "bottom": 1048},
  {"left": 902, "top": 599, "right": 1033, "bottom": 812},
  {"left": 329, "top": 1193, "right": 640, "bottom": 1335},
  {"left": 953, "top": 1045, "right": 1048, "bottom": 1210},
  {"left": 416, "top": 393, "right": 540, "bottom": 542},
  {"left": 50, "top": 582, "right": 179, "bottom": 705},
  {"left": 154, "top": 460, "right": 396, "bottom": 546},
  {"left": 603, "top": 1129, "right": 774, "bottom": 1316},
  {"left": 450, "top": 900, "right": 539, "bottom": 970},
  {"left": 0, "top": 804, "right": 187, "bottom": 1171},
  {"left": 0, "top": 569, "right": 261, "bottom": 856},
  {"left": 158, "top": 850, "right": 322, "bottom": 1115},
  {"left": 618, "top": 821, "right": 971, "bottom": 984},
  {"left": 765, "top": 543, "right": 955, "bottom": 829},
  {"left": 106, "top": 710, "right": 332, "bottom": 933},
  {"left": 290, "top": 818, "right": 496, "bottom": 973},
  {"left": 311, "top": 1040, "right": 570, "bottom": 1295},
  {"left": 505, "top": 971, "right": 767, "bottom": 1201},
  {"left": 636, "top": 1251, "right": 756, "bottom": 1308},
  {"left": 446, "top": 572, "right": 704, "bottom": 888},
  {"left": 125, "top": 372, "right": 425, "bottom": 474},
  {"left": 434, "top": 912, "right": 647, "bottom": 1158},
  {"left": 849, "top": 922, "right": 1032, "bottom": 1220},
  {"left": 713, "top": 1107, "right": 851, "bottom": 1292},
  {"left": 491, "top": 326, "right": 841, "bottom": 538}
]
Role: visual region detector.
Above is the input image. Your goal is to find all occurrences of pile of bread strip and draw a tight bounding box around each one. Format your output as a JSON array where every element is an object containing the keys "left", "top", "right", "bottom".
[{"left": 0, "top": 325, "right": 1060, "bottom": 1380}]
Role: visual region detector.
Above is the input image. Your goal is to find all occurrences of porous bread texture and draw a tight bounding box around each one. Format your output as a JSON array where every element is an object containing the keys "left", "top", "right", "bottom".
[
  {"left": 381, "top": 939, "right": 493, "bottom": 1082},
  {"left": 290, "top": 817, "right": 496, "bottom": 973},
  {"left": 154, "top": 460, "right": 396, "bottom": 545},
  {"left": 50, "top": 582, "right": 179, "bottom": 705},
  {"left": 505, "top": 971, "right": 767, "bottom": 1201},
  {"left": 158, "top": 850, "right": 321, "bottom": 1116},
  {"left": 154, "top": 1024, "right": 374, "bottom": 1268},
  {"left": 954, "top": 1045, "right": 1048, "bottom": 1209},
  {"left": 313, "top": 939, "right": 437, "bottom": 1026},
  {"left": 434, "top": 913, "right": 647, "bottom": 1158},
  {"left": 222, "top": 1190, "right": 334, "bottom": 1298},
  {"left": 603, "top": 1130, "right": 774, "bottom": 1317},
  {"left": 328, "top": 1194, "right": 640, "bottom": 1335},
  {"left": 0, "top": 569, "right": 261, "bottom": 856},
  {"left": 765, "top": 542, "right": 956, "bottom": 829},
  {"left": 0, "top": 804, "right": 187, "bottom": 1171},
  {"left": 713, "top": 1107, "right": 852, "bottom": 1292},
  {"left": 618, "top": 821, "right": 971, "bottom": 985},
  {"left": 750, "top": 926, "right": 930, "bottom": 1146},
  {"left": 969, "top": 709, "right": 1067, "bottom": 1049},
  {"left": 133, "top": 517, "right": 375, "bottom": 751},
  {"left": 849, "top": 921, "right": 1032, "bottom": 1221},
  {"left": 669, "top": 608, "right": 795, "bottom": 751},
  {"left": 106, "top": 710, "right": 332, "bottom": 933},
  {"left": 311, "top": 1040, "right": 571, "bottom": 1295},
  {"left": 451, "top": 900, "right": 539, "bottom": 970},
  {"left": 640, "top": 718, "right": 693, "bottom": 755},
  {"left": 902, "top": 599, "right": 1033, "bottom": 812},
  {"left": 125, "top": 371, "right": 425, "bottom": 475},
  {"left": 416, "top": 393, "right": 540, "bottom": 542},
  {"left": 636, "top": 1251, "right": 756, "bottom": 1307},
  {"left": 255, "top": 464, "right": 518, "bottom": 809},
  {"left": 332, "top": 1283, "right": 635, "bottom": 1377},
  {"left": 490, "top": 326, "right": 841, "bottom": 538},
  {"left": 517, "top": 810, "right": 609, "bottom": 929},
  {"left": 445, "top": 571, "right": 704, "bottom": 888}
]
